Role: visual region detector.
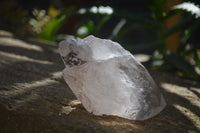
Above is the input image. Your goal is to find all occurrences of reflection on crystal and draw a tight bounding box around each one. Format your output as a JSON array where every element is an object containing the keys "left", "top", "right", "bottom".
[{"left": 59, "top": 35, "right": 166, "bottom": 120}]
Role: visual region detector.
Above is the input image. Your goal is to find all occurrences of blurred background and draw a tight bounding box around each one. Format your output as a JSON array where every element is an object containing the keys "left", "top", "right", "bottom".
[{"left": 0, "top": 0, "right": 200, "bottom": 79}]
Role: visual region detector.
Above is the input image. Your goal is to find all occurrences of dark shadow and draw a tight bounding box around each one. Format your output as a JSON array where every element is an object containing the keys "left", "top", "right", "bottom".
[
  {"left": 162, "top": 88, "right": 200, "bottom": 119},
  {"left": 0, "top": 60, "right": 63, "bottom": 86},
  {"left": 0, "top": 44, "right": 61, "bottom": 63},
  {"left": 0, "top": 36, "right": 65, "bottom": 86},
  {"left": 150, "top": 70, "right": 200, "bottom": 132},
  {"left": 159, "top": 89, "right": 200, "bottom": 132},
  {"left": 187, "top": 87, "right": 200, "bottom": 99},
  {"left": 150, "top": 70, "right": 200, "bottom": 88}
]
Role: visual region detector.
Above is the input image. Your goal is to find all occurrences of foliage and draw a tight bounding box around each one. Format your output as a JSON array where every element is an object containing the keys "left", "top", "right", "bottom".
[
  {"left": 148, "top": 1, "right": 200, "bottom": 78},
  {"left": 39, "top": 7, "right": 76, "bottom": 40},
  {"left": 29, "top": 1, "right": 200, "bottom": 79},
  {"left": 167, "top": 2, "right": 200, "bottom": 78}
]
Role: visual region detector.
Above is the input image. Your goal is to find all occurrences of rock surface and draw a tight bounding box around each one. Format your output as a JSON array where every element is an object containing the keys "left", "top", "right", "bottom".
[
  {"left": 0, "top": 31, "right": 200, "bottom": 133},
  {"left": 59, "top": 36, "right": 166, "bottom": 120}
]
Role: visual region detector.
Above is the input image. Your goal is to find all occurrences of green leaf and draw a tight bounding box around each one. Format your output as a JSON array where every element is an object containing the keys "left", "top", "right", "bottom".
[
  {"left": 96, "top": 15, "right": 112, "bottom": 34},
  {"left": 110, "top": 19, "right": 126, "bottom": 39},
  {"left": 116, "top": 23, "right": 145, "bottom": 40},
  {"left": 144, "top": 0, "right": 166, "bottom": 19},
  {"left": 166, "top": 16, "right": 193, "bottom": 36},
  {"left": 177, "top": 19, "right": 200, "bottom": 53},
  {"left": 146, "top": 0, "right": 166, "bottom": 13},
  {"left": 195, "top": 57, "right": 200, "bottom": 68},
  {"left": 39, "top": 7, "right": 76, "bottom": 41},
  {"left": 75, "top": 20, "right": 94, "bottom": 38},
  {"left": 165, "top": 53, "right": 196, "bottom": 76}
]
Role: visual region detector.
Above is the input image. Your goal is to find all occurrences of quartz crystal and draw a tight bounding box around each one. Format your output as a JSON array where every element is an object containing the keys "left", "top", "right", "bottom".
[{"left": 59, "top": 35, "right": 166, "bottom": 120}]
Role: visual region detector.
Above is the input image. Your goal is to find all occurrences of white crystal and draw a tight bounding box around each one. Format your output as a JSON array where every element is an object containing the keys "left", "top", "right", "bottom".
[{"left": 59, "top": 35, "right": 166, "bottom": 120}]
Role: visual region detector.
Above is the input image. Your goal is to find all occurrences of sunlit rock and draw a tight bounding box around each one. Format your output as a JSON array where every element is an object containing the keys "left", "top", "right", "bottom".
[{"left": 59, "top": 35, "right": 166, "bottom": 120}]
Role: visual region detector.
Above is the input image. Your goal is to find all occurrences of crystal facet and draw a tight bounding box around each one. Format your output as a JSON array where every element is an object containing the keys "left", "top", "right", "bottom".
[{"left": 59, "top": 35, "right": 166, "bottom": 120}]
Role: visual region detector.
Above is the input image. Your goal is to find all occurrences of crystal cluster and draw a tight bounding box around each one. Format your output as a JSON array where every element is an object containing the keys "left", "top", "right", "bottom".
[{"left": 59, "top": 35, "right": 166, "bottom": 120}]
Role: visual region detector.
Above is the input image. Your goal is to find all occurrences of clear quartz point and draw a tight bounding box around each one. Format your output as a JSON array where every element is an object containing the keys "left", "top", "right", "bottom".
[{"left": 59, "top": 35, "right": 166, "bottom": 120}]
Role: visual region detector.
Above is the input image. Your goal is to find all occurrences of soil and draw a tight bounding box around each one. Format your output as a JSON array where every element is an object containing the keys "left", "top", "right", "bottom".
[{"left": 0, "top": 31, "right": 200, "bottom": 133}]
